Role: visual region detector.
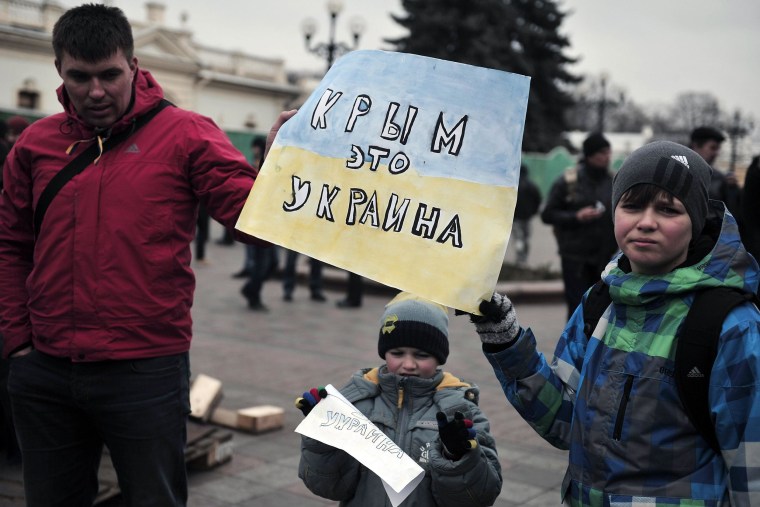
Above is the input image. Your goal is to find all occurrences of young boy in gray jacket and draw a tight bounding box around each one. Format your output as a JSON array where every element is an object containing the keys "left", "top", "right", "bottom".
[{"left": 296, "top": 292, "right": 503, "bottom": 506}]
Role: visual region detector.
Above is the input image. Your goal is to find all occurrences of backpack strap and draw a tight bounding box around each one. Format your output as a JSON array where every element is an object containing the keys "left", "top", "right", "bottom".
[
  {"left": 582, "top": 279, "right": 611, "bottom": 339},
  {"left": 675, "top": 287, "right": 759, "bottom": 452},
  {"left": 33, "top": 99, "right": 173, "bottom": 238}
]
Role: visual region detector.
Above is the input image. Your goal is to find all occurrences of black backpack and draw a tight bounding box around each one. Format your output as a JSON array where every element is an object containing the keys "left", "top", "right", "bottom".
[{"left": 582, "top": 280, "right": 759, "bottom": 452}]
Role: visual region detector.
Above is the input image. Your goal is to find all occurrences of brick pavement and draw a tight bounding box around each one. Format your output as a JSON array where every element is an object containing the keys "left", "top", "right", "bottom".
[{"left": 1, "top": 219, "right": 571, "bottom": 506}]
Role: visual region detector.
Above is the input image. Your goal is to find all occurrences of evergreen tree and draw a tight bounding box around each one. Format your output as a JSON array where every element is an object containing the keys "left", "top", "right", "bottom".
[{"left": 388, "top": 0, "right": 578, "bottom": 152}]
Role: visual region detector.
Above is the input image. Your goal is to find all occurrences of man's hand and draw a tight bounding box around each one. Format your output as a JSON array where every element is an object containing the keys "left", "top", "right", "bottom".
[
  {"left": 265, "top": 109, "right": 298, "bottom": 159},
  {"left": 576, "top": 205, "right": 603, "bottom": 222}
]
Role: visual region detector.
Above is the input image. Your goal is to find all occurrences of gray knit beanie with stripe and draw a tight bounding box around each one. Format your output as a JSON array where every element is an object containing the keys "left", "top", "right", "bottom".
[{"left": 612, "top": 141, "right": 712, "bottom": 238}]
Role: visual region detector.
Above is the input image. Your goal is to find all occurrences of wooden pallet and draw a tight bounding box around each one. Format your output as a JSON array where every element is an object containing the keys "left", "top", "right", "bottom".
[{"left": 185, "top": 420, "right": 234, "bottom": 471}]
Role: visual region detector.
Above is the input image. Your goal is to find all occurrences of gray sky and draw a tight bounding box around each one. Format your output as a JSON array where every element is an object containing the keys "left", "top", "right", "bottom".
[{"left": 66, "top": 1, "right": 760, "bottom": 131}]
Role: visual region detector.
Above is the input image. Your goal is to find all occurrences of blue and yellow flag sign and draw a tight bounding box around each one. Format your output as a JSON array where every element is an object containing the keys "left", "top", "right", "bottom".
[{"left": 236, "top": 50, "right": 529, "bottom": 313}]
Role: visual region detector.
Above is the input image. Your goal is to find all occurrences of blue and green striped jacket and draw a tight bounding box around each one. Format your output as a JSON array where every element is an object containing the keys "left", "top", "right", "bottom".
[{"left": 486, "top": 203, "right": 760, "bottom": 506}]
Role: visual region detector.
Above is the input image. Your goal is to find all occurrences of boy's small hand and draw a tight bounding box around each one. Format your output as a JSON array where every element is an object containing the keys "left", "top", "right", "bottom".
[
  {"left": 436, "top": 411, "right": 477, "bottom": 460},
  {"left": 295, "top": 386, "right": 328, "bottom": 417}
]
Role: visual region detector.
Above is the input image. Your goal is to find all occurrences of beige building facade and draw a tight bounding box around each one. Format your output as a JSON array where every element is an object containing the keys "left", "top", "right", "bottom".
[{"left": 0, "top": 0, "right": 301, "bottom": 141}]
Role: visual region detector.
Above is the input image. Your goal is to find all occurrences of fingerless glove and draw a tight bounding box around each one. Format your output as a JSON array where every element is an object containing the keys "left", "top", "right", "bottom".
[{"left": 472, "top": 293, "right": 520, "bottom": 345}]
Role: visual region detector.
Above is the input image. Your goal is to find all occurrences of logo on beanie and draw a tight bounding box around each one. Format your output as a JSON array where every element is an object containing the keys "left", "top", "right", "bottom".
[
  {"left": 671, "top": 155, "right": 690, "bottom": 168},
  {"left": 381, "top": 315, "right": 398, "bottom": 334}
]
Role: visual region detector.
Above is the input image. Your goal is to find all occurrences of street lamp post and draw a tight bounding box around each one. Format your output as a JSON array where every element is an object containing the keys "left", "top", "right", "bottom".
[
  {"left": 301, "top": 0, "right": 365, "bottom": 72},
  {"left": 726, "top": 109, "right": 754, "bottom": 173},
  {"left": 597, "top": 72, "right": 608, "bottom": 133},
  {"left": 593, "top": 72, "right": 624, "bottom": 134}
]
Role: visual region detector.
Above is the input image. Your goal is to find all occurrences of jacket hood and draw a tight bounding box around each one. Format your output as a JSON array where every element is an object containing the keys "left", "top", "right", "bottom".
[
  {"left": 56, "top": 68, "right": 164, "bottom": 137},
  {"left": 602, "top": 201, "right": 759, "bottom": 306}
]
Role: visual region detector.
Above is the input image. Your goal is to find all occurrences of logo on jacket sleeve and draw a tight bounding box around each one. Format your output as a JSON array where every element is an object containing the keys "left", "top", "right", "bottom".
[{"left": 418, "top": 441, "right": 431, "bottom": 463}]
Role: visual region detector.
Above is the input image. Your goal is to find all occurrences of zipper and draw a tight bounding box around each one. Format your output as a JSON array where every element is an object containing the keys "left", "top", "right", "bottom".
[
  {"left": 396, "top": 377, "right": 412, "bottom": 452},
  {"left": 613, "top": 374, "right": 634, "bottom": 441}
]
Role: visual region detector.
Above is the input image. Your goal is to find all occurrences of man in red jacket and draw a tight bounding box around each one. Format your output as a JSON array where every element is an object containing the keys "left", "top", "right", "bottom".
[{"left": 0, "top": 4, "right": 293, "bottom": 506}]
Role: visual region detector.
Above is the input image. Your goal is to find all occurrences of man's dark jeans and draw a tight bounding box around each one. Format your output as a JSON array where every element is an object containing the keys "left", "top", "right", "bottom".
[{"left": 8, "top": 350, "right": 190, "bottom": 507}]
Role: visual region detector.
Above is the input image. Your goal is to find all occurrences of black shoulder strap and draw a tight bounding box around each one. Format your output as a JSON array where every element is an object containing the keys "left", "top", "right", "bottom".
[
  {"left": 582, "top": 279, "right": 611, "bottom": 339},
  {"left": 33, "top": 99, "right": 172, "bottom": 237},
  {"left": 676, "top": 286, "right": 758, "bottom": 452},
  {"left": 584, "top": 281, "right": 758, "bottom": 452}
]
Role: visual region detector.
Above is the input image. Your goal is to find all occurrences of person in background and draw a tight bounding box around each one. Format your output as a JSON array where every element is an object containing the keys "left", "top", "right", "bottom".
[
  {"left": 5, "top": 115, "right": 30, "bottom": 146},
  {"left": 471, "top": 141, "right": 760, "bottom": 506},
  {"left": 512, "top": 164, "right": 542, "bottom": 265},
  {"left": 233, "top": 137, "right": 266, "bottom": 278},
  {"left": 336, "top": 271, "right": 364, "bottom": 308},
  {"left": 0, "top": 116, "right": 29, "bottom": 191},
  {"left": 541, "top": 132, "right": 618, "bottom": 318},
  {"left": 0, "top": 5, "right": 293, "bottom": 505},
  {"left": 741, "top": 155, "right": 760, "bottom": 262},
  {"left": 195, "top": 203, "right": 210, "bottom": 264},
  {"left": 689, "top": 126, "right": 742, "bottom": 226},
  {"left": 282, "top": 251, "right": 326, "bottom": 302},
  {"left": 297, "top": 292, "right": 502, "bottom": 506},
  {"left": 240, "top": 137, "right": 280, "bottom": 311},
  {"left": 215, "top": 226, "right": 235, "bottom": 246}
]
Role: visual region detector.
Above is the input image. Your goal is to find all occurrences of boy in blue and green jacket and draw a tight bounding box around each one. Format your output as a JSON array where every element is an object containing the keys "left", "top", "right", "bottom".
[{"left": 474, "top": 141, "right": 760, "bottom": 506}]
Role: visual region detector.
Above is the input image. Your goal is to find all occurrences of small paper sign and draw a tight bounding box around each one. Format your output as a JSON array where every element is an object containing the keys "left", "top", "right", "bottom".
[{"left": 295, "top": 384, "right": 425, "bottom": 506}]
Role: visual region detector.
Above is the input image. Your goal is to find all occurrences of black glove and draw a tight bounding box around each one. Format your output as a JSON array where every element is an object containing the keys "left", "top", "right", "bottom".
[
  {"left": 454, "top": 293, "right": 512, "bottom": 324},
  {"left": 471, "top": 293, "right": 520, "bottom": 345},
  {"left": 295, "top": 386, "right": 328, "bottom": 416},
  {"left": 473, "top": 296, "right": 506, "bottom": 324},
  {"left": 436, "top": 411, "right": 477, "bottom": 460}
]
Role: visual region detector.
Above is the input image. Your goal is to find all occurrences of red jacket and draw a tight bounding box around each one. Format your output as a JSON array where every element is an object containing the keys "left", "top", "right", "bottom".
[{"left": 0, "top": 70, "right": 257, "bottom": 360}]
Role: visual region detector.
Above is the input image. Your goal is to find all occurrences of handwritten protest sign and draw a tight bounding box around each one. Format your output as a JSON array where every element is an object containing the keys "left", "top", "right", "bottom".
[
  {"left": 295, "top": 384, "right": 424, "bottom": 507},
  {"left": 236, "top": 50, "right": 529, "bottom": 313}
]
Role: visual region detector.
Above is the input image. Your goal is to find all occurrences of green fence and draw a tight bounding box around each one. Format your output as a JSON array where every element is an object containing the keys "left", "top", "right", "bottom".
[{"left": 522, "top": 147, "right": 625, "bottom": 197}]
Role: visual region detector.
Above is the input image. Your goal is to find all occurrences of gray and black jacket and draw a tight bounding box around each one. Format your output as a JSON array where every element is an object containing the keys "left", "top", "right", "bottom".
[{"left": 299, "top": 366, "right": 502, "bottom": 506}]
